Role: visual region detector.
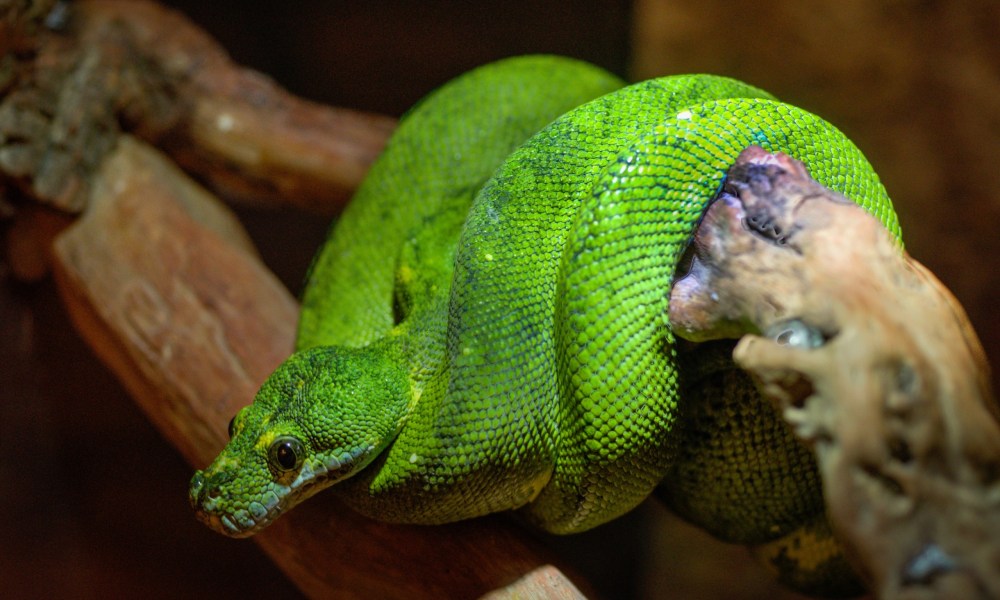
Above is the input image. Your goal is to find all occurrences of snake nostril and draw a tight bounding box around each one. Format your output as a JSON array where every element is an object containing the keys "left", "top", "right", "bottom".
[
  {"left": 189, "top": 471, "right": 206, "bottom": 506},
  {"left": 190, "top": 470, "right": 234, "bottom": 506}
]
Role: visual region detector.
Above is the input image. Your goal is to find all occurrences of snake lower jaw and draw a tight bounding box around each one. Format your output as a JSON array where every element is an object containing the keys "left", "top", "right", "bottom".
[
  {"left": 190, "top": 453, "right": 358, "bottom": 538},
  {"left": 191, "top": 478, "right": 332, "bottom": 539},
  {"left": 189, "top": 469, "right": 272, "bottom": 538},
  {"left": 193, "top": 507, "right": 261, "bottom": 539}
]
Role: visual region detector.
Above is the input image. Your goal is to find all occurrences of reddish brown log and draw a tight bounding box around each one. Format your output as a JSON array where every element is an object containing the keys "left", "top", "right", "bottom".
[
  {"left": 49, "top": 136, "right": 588, "bottom": 599},
  {"left": 13, "top": 2, "right": 997, "bottom": 597},
  {"left": 4, "top": 203, "right": 72, "bottom": 281}
]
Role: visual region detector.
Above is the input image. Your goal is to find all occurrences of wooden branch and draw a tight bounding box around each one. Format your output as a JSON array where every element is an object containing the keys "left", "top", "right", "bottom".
[
  {"left": 4, "top": 3, "right": 585, "bottom": 596},
  {"left": 48, "top": 135, "right": 589, "bottom": 599},
  {"left": 669, "top": 147, "right": 1000, "bottom": 599},
  {"left": 0, "top": 0, "right": 395, "bottom": 215},
  {"left": 13, "top": 2, "right": 997, "bottom": 598}
]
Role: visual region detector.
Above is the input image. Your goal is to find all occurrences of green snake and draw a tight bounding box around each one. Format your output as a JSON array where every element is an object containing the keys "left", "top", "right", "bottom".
[{"left": 190, "top": 56, "right": 900, "bottom": 594}]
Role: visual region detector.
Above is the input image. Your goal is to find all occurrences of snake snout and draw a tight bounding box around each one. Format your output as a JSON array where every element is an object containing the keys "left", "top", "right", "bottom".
[
  {"left": 189, "top": 468, "right": 234, "bottom": 509},
  {"left": 189, "top": 471, "right": 206, "bottom": 509},
  {"left": 189, "top": 469, "right": 259, "bottom": 537}
]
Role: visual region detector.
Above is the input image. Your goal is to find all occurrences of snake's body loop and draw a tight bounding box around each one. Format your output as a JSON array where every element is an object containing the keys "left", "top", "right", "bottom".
[{"left": 192, "top": 55, "right": 901, "bottom": 596}]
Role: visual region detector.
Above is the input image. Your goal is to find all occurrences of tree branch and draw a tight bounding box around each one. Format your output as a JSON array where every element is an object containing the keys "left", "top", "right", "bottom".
[
  {"left": 0, "top": 0, "right": 394, "bottom": 215},
  {"left": 1, "top": 1, "right": 587, "bottom": 597},
  {"left": 670, "top": 147, "right": 1000, "bottom": 599},
  {"left": 50, "top": 135, "right": 590, "bottom": 599},
  {"left": 9, "top": 1, "right": 997, "bottom": 597}
]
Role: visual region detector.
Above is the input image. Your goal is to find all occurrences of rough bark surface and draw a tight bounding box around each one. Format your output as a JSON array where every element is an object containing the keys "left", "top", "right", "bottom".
[
  {"left": 670, "top": 147, "right": 1000, "bottom": 600},
  {"left": 0, "top": 1, "right": 584, "bottom": 597},
  {"left": 5, "top": 1, "right": 997, "bottom": 598},
  {"left": 50, "top": 135, "right": 588, "bottom": 600},
  {"left": 0, "top": 0, "right": 394, "bottom": 215}
]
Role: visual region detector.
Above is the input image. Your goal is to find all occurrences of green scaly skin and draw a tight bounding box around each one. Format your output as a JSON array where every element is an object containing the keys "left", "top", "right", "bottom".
[{"left": 190, "top": 55, "right": 900, "bottom": 596}]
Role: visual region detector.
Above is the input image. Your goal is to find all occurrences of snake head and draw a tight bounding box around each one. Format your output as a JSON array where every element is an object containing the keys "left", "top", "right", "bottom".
[{"left": 189, "top": 343, "right": 411, "bottom": 537}]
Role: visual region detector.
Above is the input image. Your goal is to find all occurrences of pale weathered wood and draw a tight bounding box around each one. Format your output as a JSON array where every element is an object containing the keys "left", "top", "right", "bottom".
[
  {"left": 480, "top": 565, "right": 587, "bottom": 600},
  {"left": 49, "top": 136, "right": 590, "bottom": 599},
  {"left": 17, "top": 1, "right": 998, "bottom": 597},
  {"left": 669, "top": 147, "right": 1000, "bottom": 599}
]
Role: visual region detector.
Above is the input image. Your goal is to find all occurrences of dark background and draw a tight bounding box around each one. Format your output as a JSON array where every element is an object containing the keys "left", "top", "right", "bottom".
[{"left": 2, "top": 1, "right": 997, "bottom": 598}]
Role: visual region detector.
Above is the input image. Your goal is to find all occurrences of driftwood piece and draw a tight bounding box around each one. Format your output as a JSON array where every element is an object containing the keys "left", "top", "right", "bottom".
[
  {"left": 10, "top": 1, "right": 998, "bottom": 597},
  {"left": 669, "top": 147, "right": 1000, "bottom": 599},
  {"left": 0, "top": 0, "right": 395, "bottom": 215},
  {"left": 49, "top": 135, "right": 588, "bottom": 599}
]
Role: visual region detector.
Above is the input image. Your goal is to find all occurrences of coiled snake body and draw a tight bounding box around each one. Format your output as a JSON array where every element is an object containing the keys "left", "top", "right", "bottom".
[{"left": 191, "top": 56, "right": 900, "bottom": 595}]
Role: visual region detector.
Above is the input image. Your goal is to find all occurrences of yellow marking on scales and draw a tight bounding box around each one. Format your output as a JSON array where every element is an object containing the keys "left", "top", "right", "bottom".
[
  {"left": 397, "top": 264, "right": 416, "bottom": 286},
  {"left": 255, "top": 429, "right": 280, "bottom": 453},
  {"left": 755, "top": 528, "right": 843, "bottom": 572}
]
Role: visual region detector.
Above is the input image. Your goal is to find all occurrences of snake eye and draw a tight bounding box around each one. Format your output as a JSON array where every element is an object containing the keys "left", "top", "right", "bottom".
[
  {"left": 268, "top": 437, "right": 304, "bottom": 472},
  {"left": 227, "top": 415, "right": 237, "bottom": 439}
]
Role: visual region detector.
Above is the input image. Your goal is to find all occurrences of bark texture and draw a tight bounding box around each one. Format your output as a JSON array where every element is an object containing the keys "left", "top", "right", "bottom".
[{"left": 670, "top": 147, "right": 999, "bottom": 600}]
